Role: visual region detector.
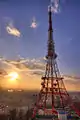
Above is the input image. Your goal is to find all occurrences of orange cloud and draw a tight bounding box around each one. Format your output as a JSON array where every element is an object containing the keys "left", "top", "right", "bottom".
[
  {"left": 6, "top": 21, "right": 21, "bottom": 37},
  {"left": 0, "top": 57, "right": 80, "bottom": 91}
]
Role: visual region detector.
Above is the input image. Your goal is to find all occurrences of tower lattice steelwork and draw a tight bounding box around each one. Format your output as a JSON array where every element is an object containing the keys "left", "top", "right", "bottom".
[{"left": 32, "top": 6, "right": 80, "bottom": 120}]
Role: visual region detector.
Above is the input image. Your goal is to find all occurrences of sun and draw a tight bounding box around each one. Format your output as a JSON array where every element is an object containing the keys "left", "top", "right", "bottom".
[{"left": 8, "top": 72, "right": 19, "bottom": 81}]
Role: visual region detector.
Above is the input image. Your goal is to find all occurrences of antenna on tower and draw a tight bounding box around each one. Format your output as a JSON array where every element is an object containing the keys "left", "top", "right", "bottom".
[{"left": 47, "top": 5, "right": 57, "bottom": 59}]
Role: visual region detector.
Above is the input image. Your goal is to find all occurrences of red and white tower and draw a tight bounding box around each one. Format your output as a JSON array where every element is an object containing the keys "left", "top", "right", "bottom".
[{"left": 31, "top": 6, "right": 80, "bottom": 120}]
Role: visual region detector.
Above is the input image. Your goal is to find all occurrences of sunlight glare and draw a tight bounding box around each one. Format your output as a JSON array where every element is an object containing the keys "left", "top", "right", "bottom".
[{"left": 8, "top": 72, "right": 19, "bottom": 81}]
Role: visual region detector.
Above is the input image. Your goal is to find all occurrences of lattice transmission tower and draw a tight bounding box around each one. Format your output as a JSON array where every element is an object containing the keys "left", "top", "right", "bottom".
[{"left": 31, "top": 6, "right": 80, "bottom": 120}]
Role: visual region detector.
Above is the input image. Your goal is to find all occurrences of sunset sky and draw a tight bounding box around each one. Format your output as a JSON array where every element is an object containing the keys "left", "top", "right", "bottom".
[{"left": 0, "top": 0, "right": 80, "bottom": 91}]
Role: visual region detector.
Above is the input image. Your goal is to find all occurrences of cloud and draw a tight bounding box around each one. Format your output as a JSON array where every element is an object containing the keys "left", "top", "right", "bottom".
[
  {"left": 6, "top": 20, "right": 21, "bottom": 37},
  {"left": 0, "top": 68, "right": 7, "bottom": 76},
  {"left": 63, "top": 75, "right": 80, "bottom": 81},
  {"left": 0, "top": 57, "right": 80, "bottom": 91},
  {"left": 49, "top": 0, "right": 60, "bottom": 13},
  {"left": 30, "top": 17, "right": 38, "bottom": 29},
  {"left": 62, "top": 75, "right": 80, "bottom": 91}
]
